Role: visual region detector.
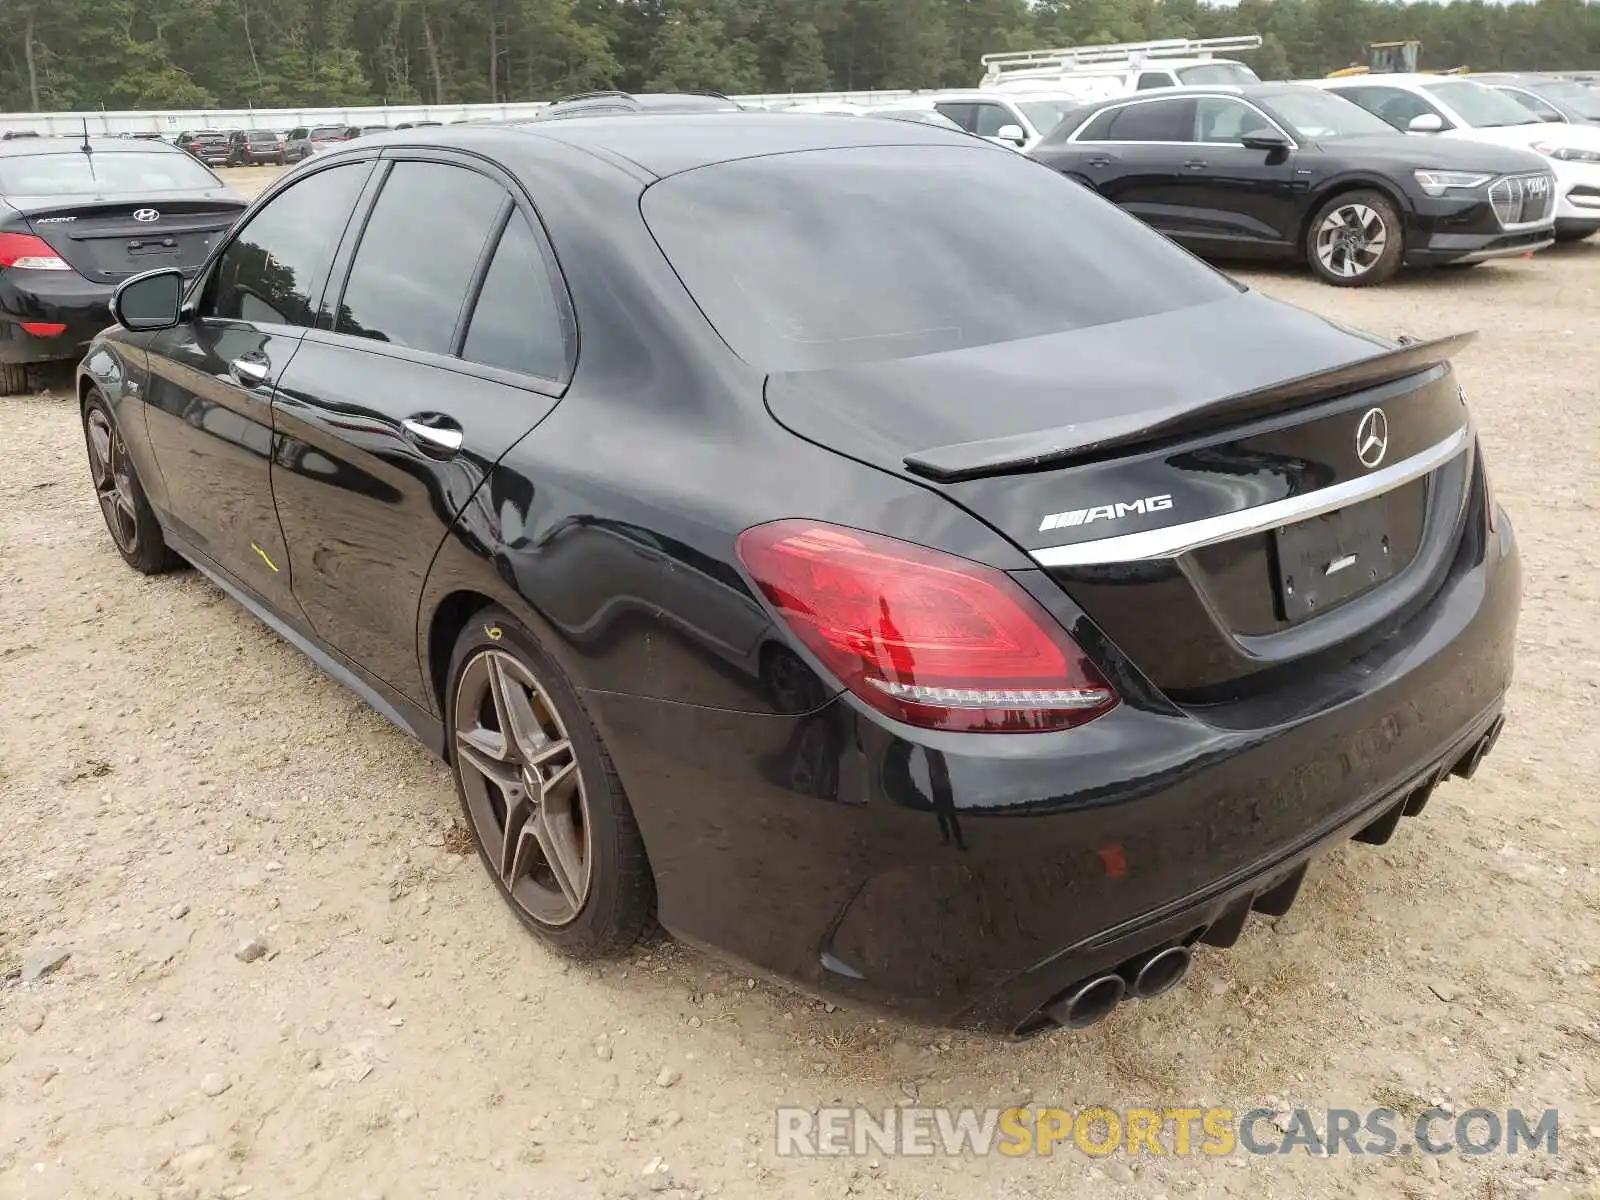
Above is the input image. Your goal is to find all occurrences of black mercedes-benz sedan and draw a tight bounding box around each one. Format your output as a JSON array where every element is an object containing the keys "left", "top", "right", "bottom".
[
  {"left": 78, "top": 115, "right": 1519, "bottom": 1034},
  {"left": 0, "top": 137, "right": 246, "bottom": 392},
  {"left": 1031, "top": 83, "right": 1556, "bottom": 286}
]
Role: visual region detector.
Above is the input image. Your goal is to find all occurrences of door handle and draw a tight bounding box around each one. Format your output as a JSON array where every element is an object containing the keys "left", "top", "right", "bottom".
[
  {"left": 228, "top": 355, "right": 270, "bottom": 388},
  {"left": 1087, "top": 156, "right": 1116, "bottom": 168},
  {"left": 402, "top": 415, "right": 464, "bottom": 456},
  {"left": 1183, "top": 159, "right": 1209, "bottom": 170}
]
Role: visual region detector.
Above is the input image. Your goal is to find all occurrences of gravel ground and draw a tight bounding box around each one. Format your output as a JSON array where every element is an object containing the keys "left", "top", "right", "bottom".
[{"left": 2, "top": 166, "right": 1598, "bottom": 1200}]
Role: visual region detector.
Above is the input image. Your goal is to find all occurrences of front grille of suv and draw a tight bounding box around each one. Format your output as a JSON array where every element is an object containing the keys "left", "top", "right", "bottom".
[{"left": 1489, "top": 173, "right": 1555, "bottom": 228}]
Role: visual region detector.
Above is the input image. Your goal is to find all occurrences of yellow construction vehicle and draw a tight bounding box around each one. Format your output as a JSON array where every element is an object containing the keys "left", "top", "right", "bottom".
[{"left": 1328, "top": 41, "right": 1469, "bottom": 77}]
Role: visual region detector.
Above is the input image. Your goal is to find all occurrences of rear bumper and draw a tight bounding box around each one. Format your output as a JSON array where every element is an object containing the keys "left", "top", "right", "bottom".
[
  {"left": 586, "top": 501, "right": 1520, "bottom": 1033},
  {"left": 0, "top": 268, "right": 114, "bottom": 364}
]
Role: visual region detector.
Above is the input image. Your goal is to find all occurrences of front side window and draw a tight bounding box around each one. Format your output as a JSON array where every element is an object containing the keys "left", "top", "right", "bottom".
[
  {"left": 204, "top": 163, "right": 368, "bottom": 328},
  {"left": 1193, "top": 97, "right": 1277, "bottom": 143},
  {"left": 1334, "top": 86, "right": 1443, "bottom": 131},
  {"left": 642, "top": 144, "right": 1238, "bottom": 372},
  {"left": 334, "top": 161, "right": 505, "bottom": 354},
  {"left": 933, "top": 103, "right": 977, "bottom": 133},
  {"left": 461, "top": 211, "right": 570, "bottom": 380},
  {"left": 972, "top": 103, "right": 1017, "bottom": 138}
]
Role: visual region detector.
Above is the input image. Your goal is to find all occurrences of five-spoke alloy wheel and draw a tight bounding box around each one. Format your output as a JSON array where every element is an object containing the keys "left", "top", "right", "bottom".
[
  {"left": 82, "top": 390, "right": 177, "bottom": 574},
  {"left": 446, "top": 610, "right": 653, "bottom": 957}
]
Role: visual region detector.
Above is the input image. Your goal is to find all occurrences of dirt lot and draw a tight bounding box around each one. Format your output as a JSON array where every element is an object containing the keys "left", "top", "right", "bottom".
[{"left": 2, "top": 164, "right": 1598, "bottom": 1200}]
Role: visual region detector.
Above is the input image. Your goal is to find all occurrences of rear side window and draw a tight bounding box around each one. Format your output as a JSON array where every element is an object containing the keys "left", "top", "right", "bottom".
[
  {"left": 1137, "top": 72, "right": 1176, "bottom": 90},
  {"left": 206, "top": 162, "right": 369, "bottom": 328},
  {"left": 1105, "top": 98, "right": 1195, "bottom": 141},
  {"left": 461, "top": 210, "right": 570, "bottom": 380},
  {"left": 335, "top": 161, "right": 505, "bottom": 355},
  {"left": 642, "top": 144, "right": 1237, "bottom": 372}
]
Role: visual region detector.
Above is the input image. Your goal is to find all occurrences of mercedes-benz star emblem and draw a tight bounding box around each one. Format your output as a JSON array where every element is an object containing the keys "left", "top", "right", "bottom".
[
  {"left": 132, "top": 208, "right": 160, "bottom": 223},
  {"left": 1356, "top": 407, "right": 1389, "bottom": 469}
]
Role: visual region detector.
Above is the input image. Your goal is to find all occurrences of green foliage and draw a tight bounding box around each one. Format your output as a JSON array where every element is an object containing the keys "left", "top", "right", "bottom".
[{"left": 0, "top": 0, "right": 1596, "bottom": 111}]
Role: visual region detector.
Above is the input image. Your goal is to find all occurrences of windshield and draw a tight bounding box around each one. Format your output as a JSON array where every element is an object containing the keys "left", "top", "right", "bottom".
[
  {"left": 1529, "top": 81, "right": 1600, "bottom": 120},
  {"left": 1178, "top": 63, "right": 1261, "bottom": 86},
  {"left": 1423, "top": 80, "right": 1541, "bottom": 128},
  {"left": 1259, "top": 87, "right": 1397, "bottom": 139},
  {"left": 642, "top": 145, "right": 1237, "bottom": 372},
  {"left": 1017, "top": 101, "right": 1077, "bottom": 138},
  {"left": 0, "top": 151, "right": 219, "bottom": 196}
]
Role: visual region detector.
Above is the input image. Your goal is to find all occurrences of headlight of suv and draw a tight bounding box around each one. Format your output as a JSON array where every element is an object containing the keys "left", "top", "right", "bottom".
[
  {"left": 1413, "top": 169, "right": 1493, "bottom": 196},
  {"left": 1530, "top": 142, "right": 1600, "bottom": 163}
]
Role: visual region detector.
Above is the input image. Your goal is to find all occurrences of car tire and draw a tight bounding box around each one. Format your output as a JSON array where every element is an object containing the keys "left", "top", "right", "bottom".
[
  {"left": 82, "top": 389, "right": 179, "bottom": 575},
  {"left": 0, "top": 362, "right": 30, "bottom": 396},
  {"left": 1306, "top": 190, "right": 1404, "bottom": 287},
  {"left": 446, "top": 607, "right": 654, "bottom": 959}
]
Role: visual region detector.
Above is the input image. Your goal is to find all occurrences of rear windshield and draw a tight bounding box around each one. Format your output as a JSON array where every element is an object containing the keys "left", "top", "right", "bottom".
[
  {"left": 0, "top": 151, "right": 219, "bottom": 196},
  {"left": 1177, "top": 63, "right": 1261, "bottom": 86},
  {"left": 247, "top": 131, "right": 277, "bottom": 142},
  {"left": 642, "top": 145, "right": 1237, "bottom": 371},
  {"left": 311, "top": 126, "right": 345, "bottom": 137}
]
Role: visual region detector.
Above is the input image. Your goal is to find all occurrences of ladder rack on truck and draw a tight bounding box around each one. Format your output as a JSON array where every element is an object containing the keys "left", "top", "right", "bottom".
[{"left": 979, "top": 35, "right": 1263, "bottom": 87}]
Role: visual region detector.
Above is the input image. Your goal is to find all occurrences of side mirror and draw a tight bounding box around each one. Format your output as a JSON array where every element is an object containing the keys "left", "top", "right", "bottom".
[
  {"left": 1241, "top": 131, "right": 1291, "bottom": 152},
  {"left": 995, "top": 123, "right": 1027, "bottom": 145},
  {"left": 111, "top": 267, "right": 184, "bottom": 332},
  {"left": 1407, "top": 113, "right": 1445, "bottom": 133}
]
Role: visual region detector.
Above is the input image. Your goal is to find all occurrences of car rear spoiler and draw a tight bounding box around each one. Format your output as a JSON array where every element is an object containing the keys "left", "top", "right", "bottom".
[{"left": 902, "top": 331, "right": 1476, "bottom": 482}]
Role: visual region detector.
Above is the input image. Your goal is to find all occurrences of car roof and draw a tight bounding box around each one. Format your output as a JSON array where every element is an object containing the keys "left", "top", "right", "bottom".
[
  {"left": 1308, "top": 74, "right": 1466, "bottom": 89},
  {"left": 922, "top": 89, "right": 1091, "bottom": 103},
  {"left": 474, "top": 111, "right": 969, "bottom": 177},
  {"left": 0, "top": 136, "right": 189, "bottom": 158}
]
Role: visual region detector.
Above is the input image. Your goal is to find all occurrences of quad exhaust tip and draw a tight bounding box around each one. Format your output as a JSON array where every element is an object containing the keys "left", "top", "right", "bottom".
[
  {"left": 1131, "top": 944, "right": 1192, "bottom": 999},
  {"left": 1045, "top": 974, "right": 1126, "bottom": 1029}
]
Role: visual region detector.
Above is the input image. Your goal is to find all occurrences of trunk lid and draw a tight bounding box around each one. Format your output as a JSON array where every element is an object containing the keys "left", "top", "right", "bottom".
[
  {"left": 765, "top": 292, "right": 1479, "bottom": 700},
  {"left": 18, "top": 191, "right": 246, "bottom": 284}
]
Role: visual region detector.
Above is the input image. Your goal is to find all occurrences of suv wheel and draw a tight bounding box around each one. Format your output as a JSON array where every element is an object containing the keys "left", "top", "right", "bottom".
[
  {"left": 1307, "top": 190, "right": 1404, "bottom": 287},
  {"left": 446, "top": 608, "right": 654, "bottom": 958}
]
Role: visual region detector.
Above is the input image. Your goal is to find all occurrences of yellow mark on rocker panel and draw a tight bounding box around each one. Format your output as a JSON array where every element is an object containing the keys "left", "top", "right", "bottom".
[{"left": 251, "top": 543, "right": 280, "bottom": 573}]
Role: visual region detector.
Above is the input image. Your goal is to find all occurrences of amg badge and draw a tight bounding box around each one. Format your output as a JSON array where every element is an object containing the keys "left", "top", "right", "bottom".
[{"left": 1039, "top": 493, "right": 1173, "bottom": 533}]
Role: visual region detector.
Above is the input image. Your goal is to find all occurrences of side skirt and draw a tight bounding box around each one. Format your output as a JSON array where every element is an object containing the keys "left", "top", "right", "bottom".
[{"left": 163, "top": 529, "right": 449, "bottom": 760}]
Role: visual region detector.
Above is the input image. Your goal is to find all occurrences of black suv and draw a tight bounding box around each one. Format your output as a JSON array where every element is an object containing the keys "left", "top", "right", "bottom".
[
  {"left": 177, "top": 131, "right": 232, "bottom": 165},
  {"left": 227, "top": 129, "right": 286, "bottom": 166},
  {"left": 1031, "top": 83, "right": 1557, "bottom": 286}
]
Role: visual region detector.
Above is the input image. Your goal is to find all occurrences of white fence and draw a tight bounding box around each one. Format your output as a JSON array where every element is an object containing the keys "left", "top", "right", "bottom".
[{"left": 0, "top": 93, "right": 924, "bottom": 137}]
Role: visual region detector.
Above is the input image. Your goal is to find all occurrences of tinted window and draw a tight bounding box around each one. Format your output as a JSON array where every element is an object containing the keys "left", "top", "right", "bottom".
[
  {"left": 1194, "top": 97, "right": 1276, "bottom": 142},
  {"left": 1137, "top": 72, "right": 1175, "bottom": 90},
  {"left": 1334, "top": 86, "right": 1441, "bottom": 130},
  {"left": 335, "top": 161, "right": 504, "bottom": 354},
  {"left": 642, "top": 145, "right": 1237, "bottom": 372},
  {"left": 1076, "top": 107, "right": 1120, "bottom": 141},
  {"left": 1106, "top": 98, "right": 1195, "bottom": 142},
  {"left": 934, "top": 102, "right": 977, "bottom": 132},
  {"left": 0, "top": 151, "right": 219, "bottom": 196},
  {"left": 1500, "top": 89, "right": 1562, "bottom": 120},
  {"left": 971, "top": 103, "right": 1015, "bottom": 137},
  {"left": 461, "top": 211, "right": 569, "bottom": 379},
  {"left": 205, "top": 163, "right": 367, "bottom": 327},
  {"left": 289, "top": 127, "right": 308, "bottom": 139}
]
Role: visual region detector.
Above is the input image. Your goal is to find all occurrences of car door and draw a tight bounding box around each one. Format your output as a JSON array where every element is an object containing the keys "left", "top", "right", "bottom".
[
  {"left": 1065, "top": 96, "right": 1198, "bottom": 236},
  {"left": 1163, "top": 96, "right": 1304, "bottom": 251},
  {"left": 141, "top": 159, "right": 373, "bottom": 612},
  {"left": 268, "top": 153, "right": 576, "bottom": 705}
]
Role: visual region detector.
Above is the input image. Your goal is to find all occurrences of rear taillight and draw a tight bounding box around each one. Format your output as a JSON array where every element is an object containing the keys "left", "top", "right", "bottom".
[
  {"left": 737, "top": 520, "right": 1119, "bottom": 733},
  {"left": 0, "top": 232, "right": 69, "bottom": 271}
]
